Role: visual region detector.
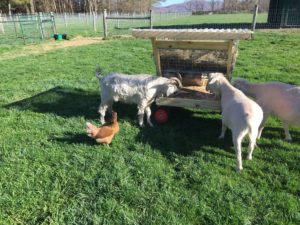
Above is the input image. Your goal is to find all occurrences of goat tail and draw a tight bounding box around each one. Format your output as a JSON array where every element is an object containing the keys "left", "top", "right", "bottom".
[{"left": 95, "top": 67, "right": 102, "bottom": 79}]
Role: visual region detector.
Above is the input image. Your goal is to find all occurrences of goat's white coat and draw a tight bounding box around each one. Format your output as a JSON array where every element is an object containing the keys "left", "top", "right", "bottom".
[
  {"left": 97, "top": 69, "right": 181, "bottom": 127},
  {"left": 234, "top": 78, "right": 300, "bottom": 140},
  {"left": 207, "top": 73, "right": 263, "bottom": 171}
]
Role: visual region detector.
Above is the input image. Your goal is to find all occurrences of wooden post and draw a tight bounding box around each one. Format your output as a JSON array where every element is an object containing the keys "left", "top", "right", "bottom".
[
  {"left": 116, "top": 12, "right": 120, "bottom": 29},
  {"left": 0, "top": 13, "right": 4, "bottom": 34},
  {"left": 50, "top": 12, "right": 57, "bottom": 34},
  {"left": 38, "top": 12, "right": 45, "bottom": 40},
  {"left": 8, "top": 2, "right": 12, "bottom": 18},
  {"left": 93, "top": 11, "right": 97, "bottom": 31},
  {"left": 149, "top": 9, "right": 153, "bottom": 29},
  {"left": 64, "top": 12, "right": 67, "bottom": 27},
  {"left": 226, "top": 40, "right": 234, "bottom": 80},
  {"left": 151, "top": 38, "right": 162, "bottom": 76},
  {"left": 251, "top": 4, "right": 259, "bottom": 32},
  {"left": 85, "top": 12, "right": 88, "bottom": 24},
  {"left": 18, "top": 14, "right": 26, "bottom": 44},
  {"left": 103, "top": 9, "right": 107, "bottom": 39},
  {"left": 13, "top": 14, "right": 18, "bottom": 37}
]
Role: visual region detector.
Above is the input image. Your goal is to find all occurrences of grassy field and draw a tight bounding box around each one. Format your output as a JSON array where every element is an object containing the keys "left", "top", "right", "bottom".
[
  {"left": 0, "top": 29, "right": 299, "bottom": 224},
  {"left": 153, "top": 12, "right": 268, "bottom": 26}
]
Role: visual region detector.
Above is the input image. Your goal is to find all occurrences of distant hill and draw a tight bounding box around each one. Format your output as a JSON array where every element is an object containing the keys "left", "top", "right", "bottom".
[
  {"left": 153, "top": 1, "right": 223, "bottom": 13},
  {"left": 153, "top": 2, "right": 189, "bottom": 13}
]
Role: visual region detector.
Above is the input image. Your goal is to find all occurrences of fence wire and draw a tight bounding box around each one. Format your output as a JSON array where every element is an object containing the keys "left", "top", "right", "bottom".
[
  {"left": 0, "top": 9, "right": 299, "bottom": 44},
  {"left": 0, "top": 13, "right": 55, "bottom": 45}
]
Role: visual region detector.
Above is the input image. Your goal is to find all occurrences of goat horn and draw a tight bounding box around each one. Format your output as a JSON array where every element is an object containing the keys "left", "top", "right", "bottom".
[
  {"left": 170, "top": 77, "right": 183, "bottom": 88},
  {"left": 176, "top": 72, "right": 182, "bottom": 81}
]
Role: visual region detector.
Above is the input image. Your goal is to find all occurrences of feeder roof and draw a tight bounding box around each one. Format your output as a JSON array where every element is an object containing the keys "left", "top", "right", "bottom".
[{"left": 132, "top": 28, "right": 252, "bottom": 41}]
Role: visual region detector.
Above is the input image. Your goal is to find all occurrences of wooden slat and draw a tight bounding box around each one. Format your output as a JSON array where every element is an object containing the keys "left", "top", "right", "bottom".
[
  {"left": 151, "top": 38, "right": 162, "bottom": 76},
  {"left": 155, "top": 40, "right": 229, "bottom": 50},
  {"left": 156, "top": 97, "right": 221, "bottom": 110},
  {"left": 106, "top": 16, "right": 150, "bottom": 20},
  {"left": 226, "top": 40, "right": 234, "bottom": 80},
  {"left": 132, "top": 28, "right": 253, "bottom": 40}
]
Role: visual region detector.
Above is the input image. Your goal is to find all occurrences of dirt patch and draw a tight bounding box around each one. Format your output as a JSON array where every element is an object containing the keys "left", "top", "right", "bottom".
[
  {"left": 1, "top": 37, "right": 104, "bottom": 60},
  {"left": 39, "top": 37, "right": 103, "bottom": 51}
]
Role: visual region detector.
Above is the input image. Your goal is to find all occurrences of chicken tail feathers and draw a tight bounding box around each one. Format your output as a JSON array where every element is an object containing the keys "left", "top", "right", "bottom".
[{"left": 86, "top": 122, "right": 97, "bottom": 137}]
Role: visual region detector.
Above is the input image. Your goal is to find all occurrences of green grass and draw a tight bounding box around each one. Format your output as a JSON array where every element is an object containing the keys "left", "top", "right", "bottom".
[
  {"left": 0, "top": 30, "right": 299, "bottom": 224},
  {"left": 153, "top": 13, "right": 268, "bottom": 26}
]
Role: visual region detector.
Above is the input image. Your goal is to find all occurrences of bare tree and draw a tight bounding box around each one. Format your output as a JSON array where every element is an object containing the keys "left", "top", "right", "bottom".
[
  {"left": 209, "top": 0, "right": 215, "bottom": 11},
  {"left": 185, "top": 0, "right": 205, "bottom": 13},
  {"left": 0, "top": 0, "right": 171, "bottom": 14}
]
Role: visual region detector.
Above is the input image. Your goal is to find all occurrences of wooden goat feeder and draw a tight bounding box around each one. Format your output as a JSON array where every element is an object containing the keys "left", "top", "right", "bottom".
[{"left": 132, "top": 28, "right": 252, "bottom": 110}]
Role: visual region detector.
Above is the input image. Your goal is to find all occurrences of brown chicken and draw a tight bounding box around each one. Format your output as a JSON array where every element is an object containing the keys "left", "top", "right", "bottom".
[{"left": 86, "top": 111, "right": 119, "bottom": 144}]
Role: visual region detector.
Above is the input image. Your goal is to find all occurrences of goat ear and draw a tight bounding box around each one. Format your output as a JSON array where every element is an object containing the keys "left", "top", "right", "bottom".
[
  {"left": 233, "top": 78, "right": 247, "bottom": 89},
  {"left": 208, "top": 76, "right": 219, "bottom": 85},
  {"left": 208, "top": 72, "right": 223, "bottom": 81},
  {"left": 208, "top": 73, "right": 218, "bottom": 80}
]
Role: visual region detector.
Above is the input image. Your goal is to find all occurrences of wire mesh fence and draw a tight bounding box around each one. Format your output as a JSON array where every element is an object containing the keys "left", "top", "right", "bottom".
[
  {"left": 54, "top": 13, "right": 103, "bottom": 37},
  {"left": 0, "top": 8, "right": 299, "bottom": 45},
  {"left": 0, "top": 13, "right": 55, "bottom": 45}
]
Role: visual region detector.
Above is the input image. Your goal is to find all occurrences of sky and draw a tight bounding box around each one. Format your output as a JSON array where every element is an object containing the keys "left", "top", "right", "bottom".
[{"left": 159, "top": 0, "right": 186, "bottom": 7}]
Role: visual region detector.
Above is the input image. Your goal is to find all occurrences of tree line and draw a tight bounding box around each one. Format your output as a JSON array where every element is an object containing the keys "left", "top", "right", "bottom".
[
  {"left": 0, "top": 0, "right": 270, "bottom": 14},
  {"left": 0, "top": 0, "right": 165, "bottom": 14}
]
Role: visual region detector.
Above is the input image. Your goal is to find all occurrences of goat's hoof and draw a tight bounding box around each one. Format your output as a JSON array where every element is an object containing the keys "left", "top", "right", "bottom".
[
  {"left": 284, "top": 137, "right": 292, "bottom": 142},
  {"left": 218, "top": 136, "right": 224, "bottom": 140},
  {"left": 247, "top": 156, "right": 252, "bottom": 160}
]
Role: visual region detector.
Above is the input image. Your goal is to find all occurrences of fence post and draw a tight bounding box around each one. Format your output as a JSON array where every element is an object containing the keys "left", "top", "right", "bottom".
[
  {"left": 18, "top": 14, "right": 26, "bottom": 44},
  {"left": 50, "top": 12, "right": 57, "bottom": 34},
  {"left": 150, "top": 9, "right": 153, "bottom": 29},
  {"left": 8, "top": 3, "right": 12, "bottom": 19},
  {"left": 93, "top": 11, "right": 97, "bottom": 31},
  {"left": 0, "top": 13, "right": 4, "bottom": 33},
  {"left": 251, "top": 4, "right": 259, "bottom": 32},
  {"left": 64, "top": 12, "right": 68, "bottom": 27},
  {"left": 13, "top": 14, "right": 18, "bottom": 37},
  {"left": 103, "top": 9, "right": 107, "bottom": 39},
  {"left": 85, "top": 12, "right": 88, "bottom": 24},
  {"left": 116, "top": 12, "right": 120, "bottom": 29},
  {"left": 38, "top": 12, "right": 45, "bottom": 40}
]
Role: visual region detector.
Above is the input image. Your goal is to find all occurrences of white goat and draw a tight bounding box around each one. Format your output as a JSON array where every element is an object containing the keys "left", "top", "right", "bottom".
[
  {"left": 207, "top": 73, "right": 263, "bottom": 171},
  {"left": 96, "top": 68, "right": 182, "bottom": 127},
  {"left": 233, "top": 78, "right": 300, "bottom": 141}
]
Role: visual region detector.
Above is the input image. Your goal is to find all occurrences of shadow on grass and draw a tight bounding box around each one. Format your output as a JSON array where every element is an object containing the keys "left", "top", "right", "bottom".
[
  {"left": 259, "top": 126, "right": 300, "bottom": 143},
  {"left": 4, "top": 86, "right": 240, "bottom": 158},
  {"left": 50, "top": 132, "right": 98, "bottom": 146},
  {"left": 4, "top": 86, "right": 138, "bottom": 121},
  {"left": 4, "top": 86, "right": 99, "bottom": 119},
  {"left": 136, "top": 107, "right": 234, "bottom": 156}
]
